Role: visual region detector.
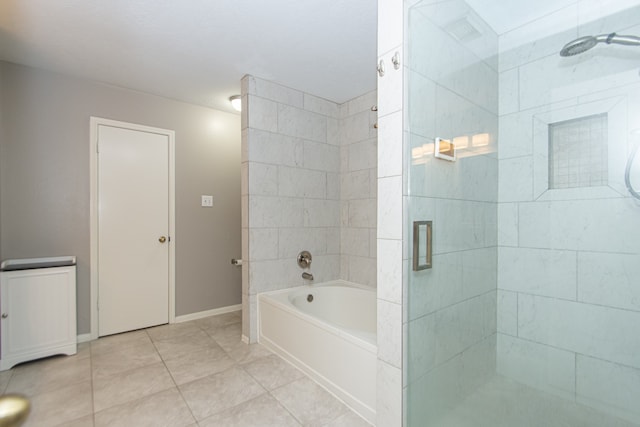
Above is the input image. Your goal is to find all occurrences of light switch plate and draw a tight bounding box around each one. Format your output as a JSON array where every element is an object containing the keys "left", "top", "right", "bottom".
[{"left": 201, "top": 195, "right": 213, "bottom": 207}]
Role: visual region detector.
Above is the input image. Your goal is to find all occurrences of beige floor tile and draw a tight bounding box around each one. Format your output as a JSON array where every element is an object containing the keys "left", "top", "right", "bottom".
[
  {"left": 322, "top": 410, "right": 373, "bottom": 426},
  {"left": 179, "top": 366, "right": 265, "bottom": 421},
  {"left": 92, "top": 341, "right": 161, "bottom": 379},
  {"left": 146, "top": 321, "right": 202, "bottom": 342},
  {"left": 163, "top": 345, "right": 235, "bottom": 385},
  {"left": 90, "top": 330, "right": 152, "bottom": 355},
  {"left": 0, "top": 369, "right": 13, "bottom": 393},
  {"left": 227, "top": 342, "right": 273, "bottom": 364},
  {"left": 196, "top": 311, "right": 241, "bottom": 332},
  {"left": 94, "top": 387, "right": 195, "bottom": 427},
  {"left": 151, "top": 329, "right": 219, "bottom": 361},
  {"left": 2, "top": 312, "right": 367, "bottom": 427},
  {"left": 241, "top": 353, "right": 305, "bottom": 390},
  {"left": 7, "top": 355, "right": 91, "bottom": 396},
  {"left": 207, "top": 322, "right": 243, "bottom": 352},
  {"left": 75, "top": 342, "right": 92, "bottom": 360},
  {"left": 93, "top": 361, "right": 175, "bottom": 412},
  {"left": 23, "top": 380, "right": 93, "bottom": 427},
  {"left": 55, "top": 414, "right": 95, "bottom": 427},
  {"left": 199, "top": 393, "right": 301, "bottom": 427},
  {"left": 271, "top": 377, "right": 348, "bottom": 426}
]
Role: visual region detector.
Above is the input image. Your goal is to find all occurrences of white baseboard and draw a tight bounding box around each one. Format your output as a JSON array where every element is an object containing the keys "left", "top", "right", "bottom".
[
  {"left": 80, "top": 304, "right": 241, "bottom": 342},
  {"left": 174, "top": 304, "right": 241, "bottom": 323}
]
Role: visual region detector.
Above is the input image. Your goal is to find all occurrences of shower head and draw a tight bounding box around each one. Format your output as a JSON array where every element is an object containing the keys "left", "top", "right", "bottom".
[
  {"left": 560, "top": 36, "right": 599, "bottom": 56},
  {"left": 560, "top": 32, "right": 640, "bottom": 57}
]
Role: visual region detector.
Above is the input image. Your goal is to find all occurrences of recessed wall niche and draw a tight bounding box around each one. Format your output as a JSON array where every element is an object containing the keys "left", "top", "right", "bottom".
[
  {"left": 532, "top": 96, "right": 627, "bottom": 200},
  {"left": 548, "top": 113, "right": 608, "bottom": 190}
]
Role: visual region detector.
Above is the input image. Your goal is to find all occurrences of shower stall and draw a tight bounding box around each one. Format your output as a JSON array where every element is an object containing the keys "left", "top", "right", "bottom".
[{"left": 402, "top": 0, "right": 640, "bottom": 425}]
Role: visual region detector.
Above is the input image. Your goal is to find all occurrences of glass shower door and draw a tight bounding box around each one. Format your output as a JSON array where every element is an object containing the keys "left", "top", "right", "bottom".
[{"left": 404, "top": 1, "right": 640, "bottom": 426}]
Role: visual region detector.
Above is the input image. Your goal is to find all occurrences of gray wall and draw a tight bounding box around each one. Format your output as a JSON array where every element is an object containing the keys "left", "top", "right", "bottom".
[
  {"left": 0, "top": 61, "right": 242, "bottom": 335},
  {"left": 0, "top": 64, "right": 4, "bottom": 262}
]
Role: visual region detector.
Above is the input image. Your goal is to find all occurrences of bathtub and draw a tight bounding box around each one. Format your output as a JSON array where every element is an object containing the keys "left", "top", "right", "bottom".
[{"left": 258, "top": 280, "right": 377, "bottom": 424}]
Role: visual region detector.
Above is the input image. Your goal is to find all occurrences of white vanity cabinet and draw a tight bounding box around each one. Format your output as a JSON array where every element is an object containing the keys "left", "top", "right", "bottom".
[{"left": 0, "top": 257, "right": 77, "bottom": 371}]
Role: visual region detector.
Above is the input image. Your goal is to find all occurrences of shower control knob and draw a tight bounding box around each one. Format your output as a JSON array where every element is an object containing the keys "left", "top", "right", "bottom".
[{"left": 297, "top": 251, "right": 312, "bottom": 269}]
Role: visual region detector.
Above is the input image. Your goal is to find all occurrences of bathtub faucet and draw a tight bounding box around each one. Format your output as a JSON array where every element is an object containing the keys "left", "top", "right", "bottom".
[{"left": 302, "top": 272, "right": 314, "bottom": 281}]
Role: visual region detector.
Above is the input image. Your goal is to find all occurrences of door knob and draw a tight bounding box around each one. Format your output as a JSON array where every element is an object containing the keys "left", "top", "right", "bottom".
[{"left": 159, "top": 236, "right": 167, "bottom": 243}]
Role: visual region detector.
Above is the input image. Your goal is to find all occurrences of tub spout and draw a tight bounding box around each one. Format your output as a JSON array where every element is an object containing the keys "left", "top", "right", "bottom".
[{"left": 302, "top": 272, "right": 314, "bottom": 281}]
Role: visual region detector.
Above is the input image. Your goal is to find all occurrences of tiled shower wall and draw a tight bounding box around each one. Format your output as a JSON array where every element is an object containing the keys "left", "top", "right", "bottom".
[
  {"left": 340, "top": 91, "right": 378, "bottom": 287},
  {"left": 241, "top": 75, "right": 377, "bottom": 342},
  {"left": 496, "top": 3, "right": 640, "bottom": 424},
  {"left": 404, "top": 2, "right": 499, "bottom": 425}
]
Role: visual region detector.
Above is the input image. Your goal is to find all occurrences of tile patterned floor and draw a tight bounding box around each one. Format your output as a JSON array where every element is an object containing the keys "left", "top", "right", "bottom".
[{"left": 0, "top": 311, "right": 372, "bottom": 427}]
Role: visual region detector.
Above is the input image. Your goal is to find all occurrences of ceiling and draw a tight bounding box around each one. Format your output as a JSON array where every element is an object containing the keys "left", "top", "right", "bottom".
[
  {"left": 466, "top": 0, "right": 576, "bottom": 35},
  {"left": 0, "top": 0, "right": 378, "bottom": 113},
  {"left": 0, "top": 1, "right": 611, "bottom": 114}
]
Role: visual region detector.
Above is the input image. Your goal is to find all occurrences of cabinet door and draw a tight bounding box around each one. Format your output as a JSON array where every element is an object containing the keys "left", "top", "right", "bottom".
[{"left": 1, "top": 267, "right": 76, "bottom": 366}]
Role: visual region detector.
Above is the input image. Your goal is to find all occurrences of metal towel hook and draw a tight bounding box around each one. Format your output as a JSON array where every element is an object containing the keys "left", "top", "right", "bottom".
[
  {"left": 377, "top": 59, "right": 385, "bottom": 77},
  {"left": 392, "top": 52, "right": 400, "bottom": 69}
]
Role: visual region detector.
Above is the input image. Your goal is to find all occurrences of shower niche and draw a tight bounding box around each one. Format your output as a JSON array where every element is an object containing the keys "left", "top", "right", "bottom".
[{"left": 532, "top": 97, "right": 628, "bottom": 199}]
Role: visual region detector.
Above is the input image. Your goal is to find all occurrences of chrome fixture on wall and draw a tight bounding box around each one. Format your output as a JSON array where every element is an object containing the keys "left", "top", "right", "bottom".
[
  {"left": 377, "top": 59, "right": 385, "bottom": 77},
  {"left": 297, "top": 251, "right": 312, "bottom": 269},
  {"left": 413, "top": 221, "right": 433, "bottom": 271},
  {"left": 392, "top": 51, "right": 400, "bottom": 69},
  {"left": 297, "top": 251, "right": 313, "bottom": 281},
  {"left": 560, "top": 33, "right": 640, "bottom": 56}
]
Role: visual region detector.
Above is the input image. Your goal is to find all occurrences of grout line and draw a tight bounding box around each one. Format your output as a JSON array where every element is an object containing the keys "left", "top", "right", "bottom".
[
  {"left": 575, "top": 352, "right": 578, "bottom": 401},
  {"left": 575, "top": 251, "right": 579, "bottom": 302},
  {"left": 32, "top": 314, "right": 363, "bottom": 426},
  {"left": 516, "top": 292, "right": 519, "bottom": 337}
]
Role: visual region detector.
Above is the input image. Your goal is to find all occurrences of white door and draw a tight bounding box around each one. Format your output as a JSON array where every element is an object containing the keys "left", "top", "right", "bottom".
[{"left": 97, "top": 123, "right": 171, "bottom": 336}]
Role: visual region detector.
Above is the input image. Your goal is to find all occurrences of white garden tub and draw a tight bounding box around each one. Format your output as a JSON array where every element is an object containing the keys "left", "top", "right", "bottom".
[{"left": 258, "top": 280, "right": 377, "bottom": 424}]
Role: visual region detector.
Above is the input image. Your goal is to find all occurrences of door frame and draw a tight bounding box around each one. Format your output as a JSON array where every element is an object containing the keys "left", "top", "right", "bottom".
[{"left": 89, "top": 117, "right": 176, "bottom": 340}]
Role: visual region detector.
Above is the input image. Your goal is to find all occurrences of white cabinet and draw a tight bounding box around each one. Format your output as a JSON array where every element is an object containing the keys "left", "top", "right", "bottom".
[{"left": 0, "top": 260, "right": 77, "bottom": 371}]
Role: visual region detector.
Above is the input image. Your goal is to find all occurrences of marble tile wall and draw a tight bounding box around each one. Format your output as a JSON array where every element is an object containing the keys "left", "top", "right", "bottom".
[
  {"left": 340, "top": 91, "right": 378, "bottom": 288},
  {"left": 242, "top": 75, "right": 342, "bottom": 342},
  {"left": 403, "top": 1, "right": 499, "bottom": 426},
  {"left": 496, "top": 3, "right": 640, "bottom": 424},
  {"left": 376, "top": 0, "right": 405, "bottom": 425},
  {"left": 241, "top": 76, "right": 378, "bottom": 345}
]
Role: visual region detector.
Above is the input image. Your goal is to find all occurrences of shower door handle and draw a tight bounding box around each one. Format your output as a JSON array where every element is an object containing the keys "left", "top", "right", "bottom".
[{"left": 413, "top": 221, "right": 432, "bottom": 271}]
